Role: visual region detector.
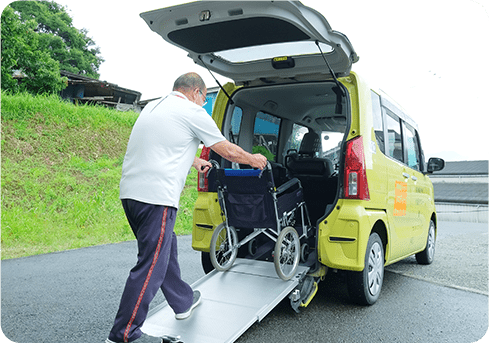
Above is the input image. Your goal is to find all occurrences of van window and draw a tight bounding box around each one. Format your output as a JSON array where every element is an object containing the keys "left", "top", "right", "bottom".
[
  {"left": 253, "top": 111, "right": 281, "bottom": 161},
  {"left": 403, "top": 122, "right": 422, "bottom": 171},
  {"left": 321, "top": 131, "right": 342, "bottom": 165},
  {"left": 230, "top": 107, "right": 243, "bottom": 144},
  {"left": 371, "top": 91, "right": 385, "bottom": 154},
  {"left": 386, "top": 111, "right": 403, "bottom": 162}
]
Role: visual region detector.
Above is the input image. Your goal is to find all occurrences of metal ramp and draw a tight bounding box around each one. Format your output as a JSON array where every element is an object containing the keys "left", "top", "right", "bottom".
[{"left": 141, "top": 258, "right": 310, "bottom": 343}]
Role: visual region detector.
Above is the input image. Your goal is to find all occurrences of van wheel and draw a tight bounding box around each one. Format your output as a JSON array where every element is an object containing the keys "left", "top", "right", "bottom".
[
  {"left": 201, "top": 252, "right": 214, "bottom": 274},
  {"left": 416, "top": 220, "right": 436, "bottom": 265},
  {"left": 347, "top": 232, "right": 384, "bottom": 305}
]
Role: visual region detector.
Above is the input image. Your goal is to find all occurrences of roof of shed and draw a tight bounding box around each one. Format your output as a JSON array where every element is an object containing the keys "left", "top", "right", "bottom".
[
  {"left": 433, "top": 183, "right": 488, "bottom": 204},
  {"left": 432, "top": 160, "right": 488, "bottom": 176}
]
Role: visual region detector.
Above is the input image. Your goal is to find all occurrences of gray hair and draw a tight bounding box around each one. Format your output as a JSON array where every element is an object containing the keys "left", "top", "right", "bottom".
[{"left": 173, "top": 72, "right": 206, "bottom": 92}]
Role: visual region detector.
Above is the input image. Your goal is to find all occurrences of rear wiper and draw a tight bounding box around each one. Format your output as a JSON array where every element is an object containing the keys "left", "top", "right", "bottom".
[
  {"left": 198, "top": 55, "right": 234, "bottom": 105},
  {"left": 315, "top": 40, "right": 344, "bottom": 114}
]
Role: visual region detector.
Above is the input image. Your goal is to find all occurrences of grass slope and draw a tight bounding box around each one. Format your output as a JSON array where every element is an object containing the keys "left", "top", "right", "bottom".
[{"left": 1, "top": 91, "right": 199, "bottom": 259}]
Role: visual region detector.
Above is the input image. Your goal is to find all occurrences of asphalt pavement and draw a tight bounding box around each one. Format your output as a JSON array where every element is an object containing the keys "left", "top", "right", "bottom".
[{"left": 1, "top": 221, "right": 487, "bottom": 343}]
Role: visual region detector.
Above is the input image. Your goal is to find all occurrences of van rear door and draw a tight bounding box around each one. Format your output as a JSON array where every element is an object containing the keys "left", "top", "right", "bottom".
[{"left": 140, "top": 1, "right": 358, "bottom": 85}]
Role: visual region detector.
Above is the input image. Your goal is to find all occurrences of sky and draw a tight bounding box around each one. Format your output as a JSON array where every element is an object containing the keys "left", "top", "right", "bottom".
[{"left": 7, "top": 0, "right": 489, "bottom": 161}]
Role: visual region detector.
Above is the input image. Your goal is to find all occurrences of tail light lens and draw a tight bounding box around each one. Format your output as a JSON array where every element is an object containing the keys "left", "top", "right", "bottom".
[
  {"left": 344, "top": 136, "right": 370, "bottom": 200},
  {"left": 198, "top": 146, "right": 211, "bottom": 192}
]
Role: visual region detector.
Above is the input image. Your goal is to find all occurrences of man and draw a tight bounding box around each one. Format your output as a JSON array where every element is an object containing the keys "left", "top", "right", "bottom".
[{"left": 107, "top": 72, "right": 267, "bottom": 343}]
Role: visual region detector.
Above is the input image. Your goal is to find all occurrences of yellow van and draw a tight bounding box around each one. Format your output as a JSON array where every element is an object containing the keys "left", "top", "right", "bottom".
[{"left": 141, "top": 1, "right": 445, "bottom": 305}]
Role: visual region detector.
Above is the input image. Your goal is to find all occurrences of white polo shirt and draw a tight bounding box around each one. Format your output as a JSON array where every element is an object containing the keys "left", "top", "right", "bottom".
[{"left": 119, "top": 91, "right": 225, "bottom": 208}]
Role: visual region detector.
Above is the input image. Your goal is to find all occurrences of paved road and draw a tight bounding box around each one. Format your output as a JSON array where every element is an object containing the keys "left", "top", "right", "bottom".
[{"left": 1, "top": 221, "right": 487, "bottom": 343}]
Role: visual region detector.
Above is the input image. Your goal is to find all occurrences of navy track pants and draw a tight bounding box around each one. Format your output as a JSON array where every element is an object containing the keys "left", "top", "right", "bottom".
[{"left": 108, "top": 199, "right": 193, "bottom": 342}]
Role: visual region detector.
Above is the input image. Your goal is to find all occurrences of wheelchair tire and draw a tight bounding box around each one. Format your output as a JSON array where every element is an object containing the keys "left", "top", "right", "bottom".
[
  {"left": 274, "top": 226, "right": 300, "bottom": 281},
  {"left": 210, "top": 223, "right": 238, "bottom": 272}
]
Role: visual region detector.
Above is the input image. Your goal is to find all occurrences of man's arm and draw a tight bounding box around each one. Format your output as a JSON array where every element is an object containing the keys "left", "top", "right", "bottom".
[{"left": 209, "top": 140, "right": 267, "bottom": 170}]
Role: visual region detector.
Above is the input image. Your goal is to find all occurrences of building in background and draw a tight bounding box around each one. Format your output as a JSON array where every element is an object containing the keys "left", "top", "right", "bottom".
[
  {"left": 431, "top": 160, "right": 488, "bottom": 223},
  {"left": 60, "top": 70, "right": 141, "bottom": 112}
]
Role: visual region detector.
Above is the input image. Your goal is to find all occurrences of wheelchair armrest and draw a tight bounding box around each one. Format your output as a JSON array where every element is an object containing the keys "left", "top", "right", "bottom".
[{"left": 276, "top": 177, "right": 301, "bottom": 195}]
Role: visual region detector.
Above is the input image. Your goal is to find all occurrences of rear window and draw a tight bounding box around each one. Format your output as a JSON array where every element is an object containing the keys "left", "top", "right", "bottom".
[{"left": 216, "top": 41, "right": 333, "bottom": 63}]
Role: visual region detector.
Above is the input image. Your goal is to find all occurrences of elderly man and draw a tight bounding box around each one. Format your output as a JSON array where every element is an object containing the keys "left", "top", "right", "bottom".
[{"left": 107, "top": 72, "right": 267, "bottom": 343}]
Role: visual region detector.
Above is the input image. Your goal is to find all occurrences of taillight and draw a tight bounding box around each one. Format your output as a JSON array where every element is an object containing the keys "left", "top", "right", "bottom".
[
  {"left": 344, "top": 136, "right": 370, "bottom": 200},
  {"left": 198, "top": 146, "right": 211, "bottom": 192}
]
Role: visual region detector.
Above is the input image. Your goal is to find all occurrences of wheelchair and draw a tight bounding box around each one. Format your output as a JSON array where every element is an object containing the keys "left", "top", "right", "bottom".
[{"left": 209, "top": 161, "right": 312, "bottom": 280}]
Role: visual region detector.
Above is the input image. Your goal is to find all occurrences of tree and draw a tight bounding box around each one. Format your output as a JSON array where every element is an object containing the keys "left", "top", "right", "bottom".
[
  {"left": 1, "top": 5, "right": 65, "bottom": 94},
  {"left": 1, "top": 1, "right": 104, "bottom": 94},
  {"left": 10, "top": 1, "right": 104, "bottom": 78}
]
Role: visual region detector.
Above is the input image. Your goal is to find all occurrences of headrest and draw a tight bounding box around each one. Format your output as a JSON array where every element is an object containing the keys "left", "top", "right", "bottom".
[{"left": 299, "top": 132, "right": 320, "bottom": 156}]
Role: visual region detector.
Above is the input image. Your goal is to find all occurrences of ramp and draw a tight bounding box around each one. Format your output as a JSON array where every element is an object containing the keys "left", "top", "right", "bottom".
[{"left": 141, "top": 259, "right": 309, "bottom": 343}]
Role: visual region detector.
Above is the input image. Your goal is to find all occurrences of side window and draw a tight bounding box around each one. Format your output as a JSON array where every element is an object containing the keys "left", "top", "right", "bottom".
[
  {"left": 253, "top": 111, "right": 281, "bottom": 161},
  {"left": 371, "top": 91, "right": 385, "bottom": 154},
  {"left": 385, "top": 111, "right": 403, "bottom": 162},
  {"left": 203, "top": 92, "right": 217, "bottom": 116},
  {"left": 229, "top": 107, "right": 243, "bottom": 144},
  {"left": 403, "top": 122, "right": 422, "bottom": 171}
]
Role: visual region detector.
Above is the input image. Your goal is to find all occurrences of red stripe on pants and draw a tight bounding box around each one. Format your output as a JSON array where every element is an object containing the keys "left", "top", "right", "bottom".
[{"left": 123, "top": 207, "right": 168, "bottom": 342}]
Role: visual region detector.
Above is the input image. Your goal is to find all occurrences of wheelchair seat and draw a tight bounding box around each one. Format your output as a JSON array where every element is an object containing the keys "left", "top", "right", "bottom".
[{"left": 215, "top": 168, "right": 303, "bottom": 230}]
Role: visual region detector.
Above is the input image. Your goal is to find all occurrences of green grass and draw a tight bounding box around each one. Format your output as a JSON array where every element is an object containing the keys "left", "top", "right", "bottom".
[{"left": 1, "top": 91, "right": 200, "bottom": 259}]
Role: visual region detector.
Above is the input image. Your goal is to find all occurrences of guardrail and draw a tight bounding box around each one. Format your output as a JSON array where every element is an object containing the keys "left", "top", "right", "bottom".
[{"left": 435, "top": 202, "right": 488, "bottom": 223}]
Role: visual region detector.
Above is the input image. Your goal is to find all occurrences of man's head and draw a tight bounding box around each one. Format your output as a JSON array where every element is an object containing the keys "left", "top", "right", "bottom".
[{"left": 173, "top": 72, "right": 207, "bottom": 107}]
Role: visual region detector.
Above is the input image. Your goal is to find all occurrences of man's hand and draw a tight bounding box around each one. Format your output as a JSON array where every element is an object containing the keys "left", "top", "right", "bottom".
[
  {"left": 250, "top": 153, "right": 268, "bottom": 170},
  {"left": 210, "top": 140, "right": 269, "bottom": 170},
  {"left": 193, "top": 157, "right": 212, "bottom": 173}
]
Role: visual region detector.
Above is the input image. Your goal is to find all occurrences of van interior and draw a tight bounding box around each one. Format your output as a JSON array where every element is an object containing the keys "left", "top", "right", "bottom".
[{"left": 208, "top": 81, "right": 349, "bottom": 263}]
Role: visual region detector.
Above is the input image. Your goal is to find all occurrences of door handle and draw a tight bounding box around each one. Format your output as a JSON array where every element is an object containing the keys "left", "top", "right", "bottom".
[
  {"left": 411, "top": 175, "right": 418, "bottom": 181},
  {"left": 402, "top": 172, "right": 410, "bottom": 179}
]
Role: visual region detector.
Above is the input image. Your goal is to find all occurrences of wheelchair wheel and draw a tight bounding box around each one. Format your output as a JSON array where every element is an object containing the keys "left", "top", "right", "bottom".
[
  {"left": 210, "top": 223, "right": 238, "bottom": 272},
  {"left": 274, "top": 226, "right": 300, "bottom": 281}
]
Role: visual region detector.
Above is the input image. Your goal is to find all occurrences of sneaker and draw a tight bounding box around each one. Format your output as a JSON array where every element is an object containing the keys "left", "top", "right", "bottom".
[
  {"left": 175, "top": 290, "right": 202, "bottom": 320},
  {"left": 106, "top": 333, "right": 169, "bottom": 343}
]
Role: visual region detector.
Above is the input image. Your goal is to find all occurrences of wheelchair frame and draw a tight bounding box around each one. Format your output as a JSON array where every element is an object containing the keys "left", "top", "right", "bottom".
[{"left": 209, "top": 161, "right": 312, "bottom": 280}]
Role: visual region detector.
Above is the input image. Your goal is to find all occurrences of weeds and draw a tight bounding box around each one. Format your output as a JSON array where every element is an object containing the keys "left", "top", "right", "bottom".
[{"left": 1, "top": 91, "right": 200, "bottom": 259}]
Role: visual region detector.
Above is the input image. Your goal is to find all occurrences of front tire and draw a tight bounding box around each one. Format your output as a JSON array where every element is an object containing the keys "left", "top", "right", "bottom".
[
  {"left": 347, "top": 232, "right": 384, "bottom": 305},
  {"left": 210, "top": 223, "right": 238, "bottom": 272},
  {"left": 416, "top": 219, "right": 436, "bottom": 265}
]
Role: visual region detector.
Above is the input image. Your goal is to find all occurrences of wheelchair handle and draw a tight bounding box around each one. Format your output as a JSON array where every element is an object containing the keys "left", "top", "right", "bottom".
[
  {"left": 202, "top": 159, "right": 220, "bottom": 177},
  {"left": 259, "top": 161, "right": 272, "bottom": 178},
  {"left": 208, "top": 159, "right": 220, "bottom": 169}
]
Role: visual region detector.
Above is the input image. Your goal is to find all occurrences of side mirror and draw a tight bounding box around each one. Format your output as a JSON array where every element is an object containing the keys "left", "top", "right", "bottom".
[{"left": 426, "top": 157, "right": 445, "bottom": 174}]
